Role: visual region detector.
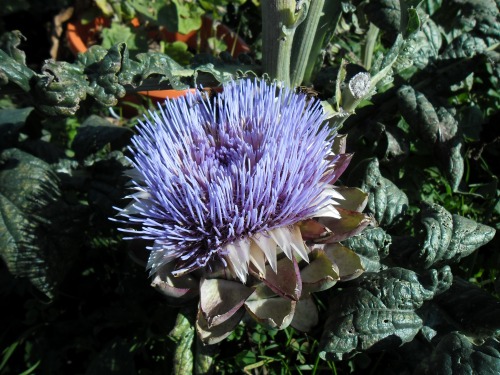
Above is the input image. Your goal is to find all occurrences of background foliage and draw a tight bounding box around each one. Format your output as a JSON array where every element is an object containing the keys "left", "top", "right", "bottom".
[{"left": 0, "top": 0, "right": 499, "bottom": 374}]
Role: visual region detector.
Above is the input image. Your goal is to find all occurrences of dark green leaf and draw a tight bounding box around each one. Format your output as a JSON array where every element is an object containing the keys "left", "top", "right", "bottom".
[
  {"left": 435, "top": 278, "right": 500, "bottom": 337},
  {"left": 406, "top": 18, "right": 442, "bottom": 69},
  {"left": 392, "top": 202, "right": 495, "bottom": 269},
  {"left": 397, "top": 86, "right": 464, "bottom": 189},
  {"left": 365, "top": 0, "right": 401, "bottom": 37},
  {"left": 319, "top": 267, "right": 448, "bottom": 360},
  {"left": 0, "top": 148, "right": 81, "bottom": 297},
  {"left": 72, "top": 115, "right": 133, "bottom": 160},
  {"left": 0, "top": 107, "right": 32, "bottom": 150},
  {"left": 0, "top": 30, "right": 27, "bottom": 65},
  {"left": 341, "top": 227, "right": 391, "bottom": 272},
  {"left": 441, "top": 34, "right": 488, "bottom": 60},
  {"left": 170, "top": 309, "right": 195, "bottom": 375},
  {"left": 31, "top": 61, "right": 88, "bottom": 116},
  {"left": 406, "top": 8, "right": 421, "bottom": 36},
  {"left": 0, "top": 31, "right": 34, "bottom": 91},
  {"left": 85, "top": 340, "right": 136, "bottom": 375},
  {"left": 347, "top": 158, "right": 409, "bottom": 227},
  {"left": 417, "top": 332, "right": 500, "bottom": 375}
]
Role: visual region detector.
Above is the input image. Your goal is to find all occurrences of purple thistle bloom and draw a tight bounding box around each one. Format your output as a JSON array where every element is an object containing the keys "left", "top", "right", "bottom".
[{"left": 117, "top": 79, "right": 345, "bottom": 283}]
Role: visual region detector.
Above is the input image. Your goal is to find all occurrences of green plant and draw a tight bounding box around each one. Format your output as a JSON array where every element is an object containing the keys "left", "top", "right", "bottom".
[{"left": 0, "top": 0, "right": 499, "bottom": 374}]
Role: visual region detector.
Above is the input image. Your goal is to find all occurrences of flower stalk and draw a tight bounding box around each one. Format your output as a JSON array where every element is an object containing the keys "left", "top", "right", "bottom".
[{"left": 261, "top": 0, "right": 308, "bottom": 86}]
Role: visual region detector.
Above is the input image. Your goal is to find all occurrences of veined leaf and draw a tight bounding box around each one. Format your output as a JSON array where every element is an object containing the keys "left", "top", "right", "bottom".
[
  {"left": 348, "top": 158, "right": 409, "bottom": 227},
  {"left": 398, "top": 86, "right": 464, "bottom": 190},
  {"left": 0, "top": 107, "right": 33, "bottom": 151},
  {"left": 0, "top": 31, "right": 34, "bottom": 91},
  {"left": 170, "top": 309, "right": 195, "bottom": 374},
  {"left": 416, "top": 332, "right": 500, "bottom": 375},
  {"left": 0, "top": 148, "right": 80, "bottom": 297},
  {"left": 72, "top": 115, "right": 133, "bottom": 160},
  {"left": 435, "top": 277, "right": 500, "bottom": 337},
  {"left": 319, "top": 267, "right": 450, "bottom": 360},
  {"left": 393, "top": 202, "right": 496, "bottom": 269},
  {"left": 341, "top": 227, "right": 391, "bottom": 272}
]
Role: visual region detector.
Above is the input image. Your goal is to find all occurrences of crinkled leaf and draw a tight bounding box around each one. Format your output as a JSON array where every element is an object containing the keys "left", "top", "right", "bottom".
[
  {"left": 0, "top": 148, "right": 80, "bottom": 297},
  {"left": 199, "top": 278, "right": 253, "bottom": 328},
  {"left": 320, "top": 288, "right": 423, "bottom": 361},
  {"left": 82, "top": 44, "right": 128, "bottom": 107},
  {"left": 417, "top": 332, "right": 500, "bottom": 375},
  {"left": 72, "top": 115, "right": 133, "bottom": 160},
  {"left": 398, "top": 85, "right": 440, "bottom": 144},
  {"left": 392, "top": 202, "right": 495, "bottom": 269},
  {"left": 170, "top": 309, "right": 195, "bottom": 373},
  {"left": 31, "top": 61, "right": 88, "bottom": 116},
  {"left": 134, "top": 51, "right": 192, "bottom": 90},
  {"left": 319, "top": 267, "right": 450, "bottom": 360},
  {"left": 407, "top": 18, "right": 442, "bottom": 69},
  {"left": 341, "top": 227, "right": 391, "bottom": 272},
  {"left": 347, "top": 158, "right": 409, "bottom": 227},
  {"left": 441, "top": 34, "right": 489, "bottom": 60},
  {"left": 435, "top": 277, "right": 500, "bottom": 337},
  {"left": 364, "top": 0, "right": 401, "bottom": 38},
  {"left": 0, "top": 31, "right": 34, "bottom": 91},
  {"left": 447, "top": 213, "right": 495, "bottom": 262},
  {"left": 397, "top": 86, "right": 464, "bottom": 189},
  {"left": 324, "top": 243, "right": 364, "bottom": 281}
]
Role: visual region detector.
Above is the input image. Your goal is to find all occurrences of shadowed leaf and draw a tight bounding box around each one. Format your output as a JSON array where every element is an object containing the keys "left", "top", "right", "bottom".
[
  {"left": 291, "top": 297, "right": 318, "bottom": 332},
  {"left": 417, "top": 332, "right": 500, "bottom": 375}
]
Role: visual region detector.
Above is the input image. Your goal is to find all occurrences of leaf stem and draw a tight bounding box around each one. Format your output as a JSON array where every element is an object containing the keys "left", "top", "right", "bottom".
[{"left": 362, "top": 23, "right": 380, "bottom": 71}]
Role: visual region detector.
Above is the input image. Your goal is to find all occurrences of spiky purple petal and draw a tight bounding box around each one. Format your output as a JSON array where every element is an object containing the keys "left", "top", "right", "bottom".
[{"left": 117, "top": 79, "right": 343, "bottom": 276}]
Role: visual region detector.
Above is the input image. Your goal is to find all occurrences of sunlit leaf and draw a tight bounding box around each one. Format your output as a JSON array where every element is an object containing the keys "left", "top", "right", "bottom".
[{"left": 348, "top": 158, "right": 409, "bottom": 227}]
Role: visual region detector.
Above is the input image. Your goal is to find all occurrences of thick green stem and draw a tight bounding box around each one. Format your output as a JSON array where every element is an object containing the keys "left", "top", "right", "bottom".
[
  {"left": 362, "top": 23, "right": 379, "bottom": 71},
  {"left": 261, "top": 0, "right": 300, "bottom": 86},
  {"left": 290, "top": 0, "right": 324, "bottom": 87},
  {"left": 299, "top": 1, "right": 343, "bottom": 86}
]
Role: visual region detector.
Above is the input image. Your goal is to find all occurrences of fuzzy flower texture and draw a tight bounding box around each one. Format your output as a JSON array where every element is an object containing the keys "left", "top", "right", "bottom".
[{"left": 118, "top": 79, "right": 370, "bottom": 343}]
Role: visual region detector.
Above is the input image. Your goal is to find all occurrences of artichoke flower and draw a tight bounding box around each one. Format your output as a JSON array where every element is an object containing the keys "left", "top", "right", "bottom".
[{"left": 116, "top": 79, "right": 372, "bottom": 344}]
